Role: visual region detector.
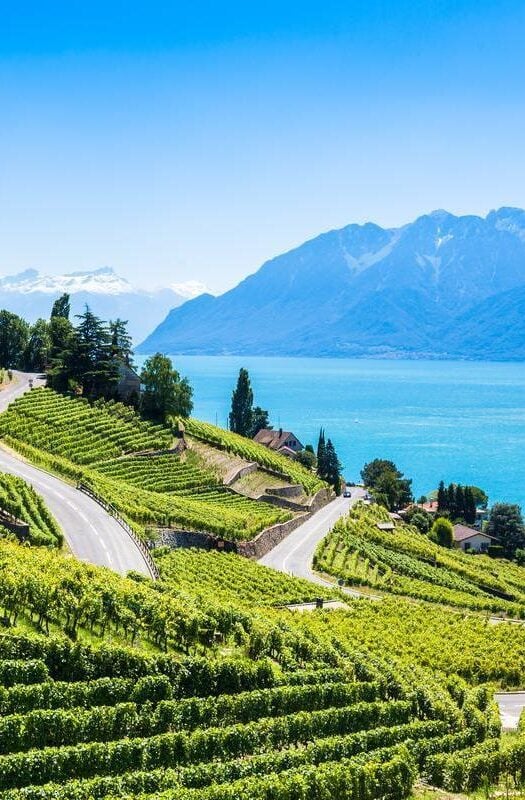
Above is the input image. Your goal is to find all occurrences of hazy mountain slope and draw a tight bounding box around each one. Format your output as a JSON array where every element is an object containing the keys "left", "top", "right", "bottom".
[
  {"left": 137, "top": 208, "right": 525, "bottom": 359},
  {"left": 0, "top": 267, "right": 207, "bottom": 343}
]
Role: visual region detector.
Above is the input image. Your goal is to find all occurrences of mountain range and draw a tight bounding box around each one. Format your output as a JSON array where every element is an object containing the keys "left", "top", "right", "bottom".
[
  {"left": 137, "top": 208, "right": 525, "bottom": 361},
  {"left": 0, "top": 267, "right": 207, "bottom": 343}
]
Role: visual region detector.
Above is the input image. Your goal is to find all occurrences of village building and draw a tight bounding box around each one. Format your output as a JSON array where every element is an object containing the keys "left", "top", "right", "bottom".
[
  {"left": 253, "top": 428, "right": 304, "bottom": 457},
  {"left": 453, "top": 523, "right": 496, "bottom": 553}
]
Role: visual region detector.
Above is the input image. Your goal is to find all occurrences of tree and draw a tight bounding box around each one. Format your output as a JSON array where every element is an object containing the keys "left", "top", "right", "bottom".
[
  {"left": 361, "top": 459, "right": 413, "bottom": 510},
  {"left": 23, "top": 319, "right": 51, "bottom": 371},
  {"left": 73, "top": 307, "right": 118, "bottom": 398},
  {"left": 437, "top": 481, "right": 447, "bottom": 514},
  {"left": 229, "top": 368, "right": 254, "bottom": 436},
  {"left": 403, "top": 504, "right": 433, "bottom": 534},
  {"left": 486, "top": 503, "right": 525, "bottom": 558},
  {"left": 455, "top": 485, "right": 465, "bottom": 521},
  {"left": 250, "top": 406, "right": 270, "bottom": 438},
  {"left": 109, "top": 319, "right": 133, "bottom": 366},
  {"left": 317, "top": 429, "right": 327, "bottom": 477},
  {"left": 464, "top": 486, "right": 477, "bottom": 526},
  {"left": 323, "top": 439, "right": 343, "bottom": 494},
  {"left": 296, "top": 449, "right": 317, "bottom": 470},
  {"left": 50, "top": 294, "right": 70, "bottom": 320},
  {"left": 141, "top": 353, "right": 193, "bottom": 421},
  {"left": 0, "top": 310, "right": 29, "bottom": 368},
  {"left": 447, "top": 483, "right": 457, "bottom": 518},
  {"left": 430, "top": 517, "right": 454, "bottom": 548}
]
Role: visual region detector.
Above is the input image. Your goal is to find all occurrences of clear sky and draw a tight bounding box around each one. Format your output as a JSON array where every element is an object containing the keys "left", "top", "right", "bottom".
[{"left": 1, "top": 1, "right": 524, "bottom": 292}]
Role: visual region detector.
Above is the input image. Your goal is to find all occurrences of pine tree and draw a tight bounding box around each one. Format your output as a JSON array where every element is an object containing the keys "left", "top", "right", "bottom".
[
  {"left": 437, "top": 480, "right": 447, "bottom": 514},
  {"left": 229, "top": 368, "right": 254, "bottom": 436},
  {"left": 72, "top": 307, "right": 118, "bottom": 398},
  {"left": 109, "top": 319, "right": 133, "bottom": 366}
]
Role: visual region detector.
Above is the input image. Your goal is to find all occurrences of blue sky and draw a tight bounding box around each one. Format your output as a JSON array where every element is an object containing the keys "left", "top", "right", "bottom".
[{"left": 1, "top": 1, "right": 524, "bottom": 292}]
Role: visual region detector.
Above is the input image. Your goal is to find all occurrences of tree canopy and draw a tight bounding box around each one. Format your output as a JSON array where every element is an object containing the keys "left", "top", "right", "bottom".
[
  {"left": 361, "top": 459, "right": 413, "bottom": 510},
  {"left": 140, "top": 353, "right": 193, "bottom": 422},
  {"left": 487, "top": 503, "right": 525, "bottom": 558}
]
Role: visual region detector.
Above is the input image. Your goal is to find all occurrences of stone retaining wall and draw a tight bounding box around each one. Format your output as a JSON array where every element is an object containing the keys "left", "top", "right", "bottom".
[
  {"left": 265, "top": 484, "right": 303, "bottom": 498},
  {"left": 157, "top": 528, "right": 237, "bottom": 552},
  {"left": 155, "top": 487, "right": 334, "bottom": 560},
  {"left": 224, "top": 462, "right": 257, "bottom": 486},
  {"left": 237, "top": 513, "right": 310, "bottom": 559}
]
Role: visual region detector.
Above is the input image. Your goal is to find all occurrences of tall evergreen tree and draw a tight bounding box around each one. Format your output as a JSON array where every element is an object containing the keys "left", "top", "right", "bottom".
[
  {"left": 447, "top": 483, "right": 456, "bottom": 518},
  {"left": 109, "top": 319, "right": 133, "bottom": 365},
  {"left": 317, "top": 428, "right": 327, "bottom": 477},
  {"left": 464, "top": 486, "right": 477, "bottom": 525},
  {"left": 324, "top": 438, "right": 343, "bottom": 494},
  {"left": 437, "top": 480, "right": 447, "bottom": 514},
  {"left": 229, "top": 368, "right": 254, "bottom": 436},
  {"left": 72, "top": 307, "right": 118, "bottom": 398},
  {"left": 455, "top": 484, "right": 465, "bottom": 520}
]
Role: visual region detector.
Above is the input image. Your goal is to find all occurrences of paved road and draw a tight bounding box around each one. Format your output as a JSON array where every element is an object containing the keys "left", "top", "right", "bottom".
[
  {"left": 0, "top": 372, "right": 154, "bottom": 577},
  {"left": 259, "top": 488, "right": 372, "bottom": 598},
  {"left": 495, "top": 692, "right": 525, "bottom": 730}
]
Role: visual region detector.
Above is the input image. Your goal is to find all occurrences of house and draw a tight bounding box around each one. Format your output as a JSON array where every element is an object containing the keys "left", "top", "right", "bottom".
[
  {"left": 453, "top": 524, "right": 496, "bottom": 553},
  {"left": 253, "top": 428, "right": 304, "bottom": 457},
  {"left": 117, "top": 363, "right": 141, "bottom": 402}
]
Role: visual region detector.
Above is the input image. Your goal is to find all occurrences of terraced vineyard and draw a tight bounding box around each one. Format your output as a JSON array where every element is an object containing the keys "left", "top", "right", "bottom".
[
  {"left": 94, "top": 453, "right": 219, "bottom": 493},
  {"left": 0, "top": 389, "right": 291, "bottom": 540},
  {"left": 0, "top": 473, "right": 63, "bottom": 547},
  {"left": 156, "top": 547, "right": 341, "bottom": 606},
  {"left": 181, "top": 417, "right": 326, "bottom": 495},
  {"left": 0, "top": 389, "right": 171, "bottom": 464},
  {"left": 1, "top": 535, "right": 525, "bottom": 799},
  {"left": 315, "top": 503, "right": 525, "bottom": 616}
]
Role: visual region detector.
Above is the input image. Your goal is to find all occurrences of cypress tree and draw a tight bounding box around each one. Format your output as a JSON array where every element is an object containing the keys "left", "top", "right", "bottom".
[
  {"left": 437, "top": 480, "right": 447, "bottom": 514},
  {"left": 447, "top": 483, "right": 456, "bottom": 518},
  {"left": 229, "top": 368, "right": 254, "bottom": 436},
  {"left": 317, "top": 429, "right": 327, "bottom": 478},
  {"left": 455, "top": 484, "right": 465, "bottom": 520},
  {"left": 464, "top": 487, "right": 477, "bottom": 526},
  {"left": 325, "top": 438, "right": 343, "bottom": 494}
]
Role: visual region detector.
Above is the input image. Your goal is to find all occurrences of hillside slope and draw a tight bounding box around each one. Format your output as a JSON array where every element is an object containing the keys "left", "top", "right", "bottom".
[
  {"left": 1, "top": 534, "right": 525, "bottom": 798},
  {"left": 138, "top": 207, "right": 525, "bottom": 360}
]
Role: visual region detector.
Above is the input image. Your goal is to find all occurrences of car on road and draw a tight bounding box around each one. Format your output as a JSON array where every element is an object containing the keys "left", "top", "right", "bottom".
[{"left": 343, "top": 488, "right": 352, "bottom": 498}]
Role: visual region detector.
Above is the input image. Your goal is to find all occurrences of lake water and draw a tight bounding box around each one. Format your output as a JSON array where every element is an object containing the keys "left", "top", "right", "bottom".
[{"left": 135, "top": 355, "right": 525, "bottom": 509}]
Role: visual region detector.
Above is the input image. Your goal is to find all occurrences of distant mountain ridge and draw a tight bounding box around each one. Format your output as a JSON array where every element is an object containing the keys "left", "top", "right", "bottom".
[
  {"left": 137, "top": 208, "right": 525, "bottom": 360},
  {"left": 0, "top": 267, "right": 207, "bottom": 343}
]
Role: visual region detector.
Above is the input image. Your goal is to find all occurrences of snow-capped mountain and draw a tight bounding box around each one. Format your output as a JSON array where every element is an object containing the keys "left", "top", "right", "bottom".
[
  {"left": 0, "top": 267, "right": 207, "bottom": 343},
  {"left": 137, "top": 207, "right": 525, "bottom": 360}
]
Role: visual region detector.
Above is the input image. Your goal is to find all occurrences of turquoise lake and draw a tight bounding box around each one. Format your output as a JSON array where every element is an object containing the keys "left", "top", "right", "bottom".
[{"left": 135, "top": 355, "right": 525, "bottom": 509}]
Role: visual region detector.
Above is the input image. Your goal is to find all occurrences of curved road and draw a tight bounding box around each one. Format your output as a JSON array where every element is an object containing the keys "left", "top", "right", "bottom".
[
  {"left": 0, "top": 372, "right": 154, "bottom": 577},
  {"left": 259, "top": 488, "right": 373, "bottom": 598}
]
